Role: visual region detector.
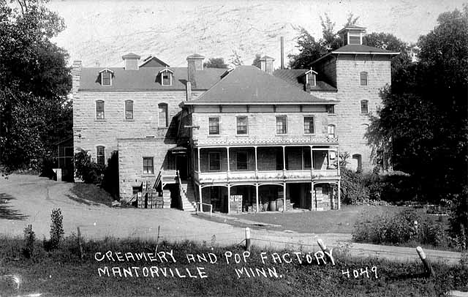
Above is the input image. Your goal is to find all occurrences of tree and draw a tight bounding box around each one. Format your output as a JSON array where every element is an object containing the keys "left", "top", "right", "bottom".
[
  {"left": 289, "top": 13, "right": 360, "bottom": 69},
  {"left": 203, "top": 57, "right": 228, "bottom": 69},
  {"left": 366, "top": 5, "right": 468, "bottom": 206},
  {"left": 0, "top": 0, "right": 71, "bottom": 173},
  {"left": 252, "top": 54, "right": 262, "bottom": 68}
]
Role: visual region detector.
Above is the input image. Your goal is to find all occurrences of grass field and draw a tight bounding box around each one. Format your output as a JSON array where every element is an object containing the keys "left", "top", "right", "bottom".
[{"left": 0, "top": 237, "right": 467, "bottom": 297}]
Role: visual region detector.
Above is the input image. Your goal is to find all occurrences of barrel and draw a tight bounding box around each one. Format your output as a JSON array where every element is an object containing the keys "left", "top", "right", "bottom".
[{"left": 269, "top": 200, "right": 277, "bottom": 211}]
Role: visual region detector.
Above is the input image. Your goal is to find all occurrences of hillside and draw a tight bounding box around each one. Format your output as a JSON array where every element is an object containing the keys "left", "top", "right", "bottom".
[{"left": 49, "top": 0, "right": 463, "bottom": 68}]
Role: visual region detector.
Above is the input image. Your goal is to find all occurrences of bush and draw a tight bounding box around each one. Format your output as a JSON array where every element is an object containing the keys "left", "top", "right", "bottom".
[
  {"left": 74, "top": 149, "right": 105, "bottom": 184},
  {"left": 22, "top": 224, "right": 35, "bottom": 258},
  {"left": 353, "top": 208, "right": 450, "bottom": 248},
  {"left": 48, "top": 208, "right": 64, "bottom": 250},
  {"left": 340, "top": 168, "right": 370, "bottom": 205}
]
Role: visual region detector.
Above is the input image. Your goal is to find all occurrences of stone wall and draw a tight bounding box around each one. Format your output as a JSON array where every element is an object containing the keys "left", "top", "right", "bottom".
[
  {"left": 118, "top": 137, "right": 177, "bottom": 200},
  {"left": 191, "top": 105, "right": 331, "bottom": 142},
  {"left": 73, "top": 90, "right": 186, "bottom": 164},
  {"left": 333, "top": 55, "right": 392, "bottom": 171}
]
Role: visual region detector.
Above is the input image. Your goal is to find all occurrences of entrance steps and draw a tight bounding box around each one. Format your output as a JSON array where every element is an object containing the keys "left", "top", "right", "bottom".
[{"left": 180, "top": 180, "right": 197, "bottom": 212}]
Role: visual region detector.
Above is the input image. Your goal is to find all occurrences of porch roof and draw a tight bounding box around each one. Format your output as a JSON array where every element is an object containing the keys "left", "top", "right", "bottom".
[{"left": 193, "top": 136, "right": 338, "bottom": 147}]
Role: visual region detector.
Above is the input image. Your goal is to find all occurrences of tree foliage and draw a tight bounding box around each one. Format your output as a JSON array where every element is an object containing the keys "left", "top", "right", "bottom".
[
  {"left": 203, "top": 57, "right": 228, "bottom": 69},
  {"left": 289, "top": 13, "right": 360, "bottom": 69},
  {"left": 0, "top": 0, "right": 71, "bottom": 173},
  {"left": 252, "top": 54, "right": 261, "bottom": 68},
  {"left": 366, "top": 5, "right": 468, "bottom": 205}
]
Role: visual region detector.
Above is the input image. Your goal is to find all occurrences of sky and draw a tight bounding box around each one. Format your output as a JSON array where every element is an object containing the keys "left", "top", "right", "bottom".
[{"left": 47, "top": 0, "right": 467, "bottom": 67}]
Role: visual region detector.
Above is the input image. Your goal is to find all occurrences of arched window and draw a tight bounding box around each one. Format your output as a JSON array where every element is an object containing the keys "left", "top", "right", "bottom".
[
  {"left": 360, "top": 71, "right": 368, "bottom": 86},
  {"left": 158, "top": 103, "right": 168, "bottom": 127},
  {"left": 125, "top": 100, "right": 133, "bottom": 120},
  {"left": 327, "top": 124, "right": 336, "bottom": 138},
  {"left": 96, "top": 100, "right": 105, "bottom": 119},
  {"left": 96, "top": 146, "right": 105, "bottom": 166},
  {"left": 352, "top": 154, "right": 362, "bottom": 172},
  {"left": 360, "top": 100, "right": 369, "bottom": 114}
]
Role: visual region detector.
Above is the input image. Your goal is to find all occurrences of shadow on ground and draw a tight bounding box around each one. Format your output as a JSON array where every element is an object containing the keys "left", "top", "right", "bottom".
[{"left": 0, "top": 193, "right": 28, "bottom": 220}]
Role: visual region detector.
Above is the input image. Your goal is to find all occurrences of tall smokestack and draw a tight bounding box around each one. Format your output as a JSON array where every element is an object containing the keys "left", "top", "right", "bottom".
[{"left": 280, "top": 37, "right": 284, "bottom": 69}]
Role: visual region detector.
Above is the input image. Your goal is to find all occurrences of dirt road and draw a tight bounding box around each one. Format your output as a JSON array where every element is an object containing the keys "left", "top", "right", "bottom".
[{"left": 0, "top": 174, "right": 463, "bottom": 265}]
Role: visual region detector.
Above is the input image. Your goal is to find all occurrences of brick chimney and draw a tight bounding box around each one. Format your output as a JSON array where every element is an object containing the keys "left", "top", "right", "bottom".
[
  {"left": 186, "top": 54, "right": 204, "bottom": 88},
  {"left": 71, "top": 60, "right": 82, "bottom": 96},
  {"left": 260, "top": 56, "right": 275, "bottom": 74},
  {"left": 122, "top": 53, "right": 141, "bottom": 70}
]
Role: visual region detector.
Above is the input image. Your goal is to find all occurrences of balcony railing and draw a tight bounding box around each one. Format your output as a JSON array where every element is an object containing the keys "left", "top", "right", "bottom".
[
  {"left": 193, "top": 136, "right": 338, "bottom": 147},
  {"left": 194, "top": 169, "right": 339, "bottom": 184}
]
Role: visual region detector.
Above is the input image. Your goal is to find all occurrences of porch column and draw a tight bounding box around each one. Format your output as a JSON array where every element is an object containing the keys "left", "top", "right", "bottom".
[
  {"left": 282, "top": 146, "right": 286, "bottom": 178},
  {"left": 197, "top": 147, "right": 201, "bottom": 175},
  {"left": 337, "top": 180, "right": 341, "bottom": 210},
  {"left": 254, "top": 146, "right": 258, "bottom": 178},
  {"left": 227, "top": 185, "right": 231, "bottom": 214},
  {"left": 226, "top": 147, "right": 230, "bottom": 181},
  {"left": 310, "top": 181, "right": 315, "bottom": 211},
  {"left": 255, "top": 183, "right": 259, "bottom": 213},
  {"left": 198, "top": 184, "right": 203, "bottom": 212},
  {"left": 310, "top": 146, "right": 314, "bottom": 177},
  {"left": 283, "top": 183, "right": 287, "bottom": 212},
  {"left": 337, "top": 146, "right": 340, "bottom": 176}
]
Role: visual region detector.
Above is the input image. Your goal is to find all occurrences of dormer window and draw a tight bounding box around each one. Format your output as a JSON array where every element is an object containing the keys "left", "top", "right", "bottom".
[
  {"left": 99, "top": 69, "right": 114, "bottom": 86},
  {"left": 159, "top": 68, "right": 174, "bottom": 86},
  {"left": 303, "top": 69, "right": 317, "bottom": 92}
]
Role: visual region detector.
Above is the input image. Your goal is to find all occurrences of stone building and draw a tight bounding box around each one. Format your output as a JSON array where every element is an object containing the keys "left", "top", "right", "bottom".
[
  {"left": 182, "top": 65, "right": 340, "bottom": 213},
  {"left": 274, "top": 26, "right": 399, "bottom": 172},
  {"left": 72, "top": 25, "right": 396, "bottom": 212}
]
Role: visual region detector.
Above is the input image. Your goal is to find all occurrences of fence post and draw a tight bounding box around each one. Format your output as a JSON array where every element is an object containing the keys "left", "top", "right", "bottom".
[
  {"left": 245, "top": 227, "right": 251, "bottom": 251},
  {"left": 317, "top": 238, "right": 335, "bottom": 265},
  {"left": 416, "top": 246, "right": 435, "bottom": 277},
  {"left": 77, "top": 227, "right": 84, "bottom": 260}
]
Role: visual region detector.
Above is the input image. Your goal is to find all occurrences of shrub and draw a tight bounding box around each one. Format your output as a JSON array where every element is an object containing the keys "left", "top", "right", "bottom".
[
  {"left": 340, "top": 168, "right": 370, "bottom": 205},
  {"left": 22, "top": 224, "right": 36, "bottom": 258},
  {"left": 353, "top": 208, "right": 453, "bottom": 248},
  {"left": 49, "top": 208, "right": 64, "bottom": 250},
  {"left": 74, "top": 149, "right": 105, "bottom": 184}
]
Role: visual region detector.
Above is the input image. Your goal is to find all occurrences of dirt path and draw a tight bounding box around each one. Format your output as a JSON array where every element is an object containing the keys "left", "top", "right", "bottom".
[{"left": 0, "top": 174, "right": 463, "bottom": 266}]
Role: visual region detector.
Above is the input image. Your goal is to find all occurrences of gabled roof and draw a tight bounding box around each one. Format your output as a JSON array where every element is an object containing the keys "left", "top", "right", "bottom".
[
  {"left": 185, "top": 66, "right": 336, "bottom": 106},
  {"left": 273, "top": 69, "right": 337, "bottom": 92},
  {"left": 140, "top": 56, "right": 170, "bottom": 68},
  {"left": 312, "top": 44, "right": 400, "bottom": 65},
  {"left": 79, "top": 67, "right": 225, "bottom": 91}
]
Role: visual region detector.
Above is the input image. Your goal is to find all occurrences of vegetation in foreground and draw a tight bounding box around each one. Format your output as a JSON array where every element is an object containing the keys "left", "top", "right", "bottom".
[{"left": 0, "top": 234, "right": 467, "bottom": 297}]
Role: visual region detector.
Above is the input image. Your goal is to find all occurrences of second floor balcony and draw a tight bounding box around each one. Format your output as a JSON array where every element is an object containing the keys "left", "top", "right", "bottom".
[{"left": 192, "top": 145, "right": 340, "bottom": 185}]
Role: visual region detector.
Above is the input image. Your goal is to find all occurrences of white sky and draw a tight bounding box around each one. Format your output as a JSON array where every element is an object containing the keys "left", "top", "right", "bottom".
[{"left": 48, "top": 0, "right": 466, "bottom": 67}]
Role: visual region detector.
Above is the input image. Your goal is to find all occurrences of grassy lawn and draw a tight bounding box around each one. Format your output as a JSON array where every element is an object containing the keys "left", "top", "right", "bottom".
[
  {"left": 0, "top": 237, "right": 467, "bottom": 297},
  {"left": 198, "top": 205, "right": 405, "bottom": 234},
  {"left": 69, "top": 183, "right": 114, "bottom": 207}
]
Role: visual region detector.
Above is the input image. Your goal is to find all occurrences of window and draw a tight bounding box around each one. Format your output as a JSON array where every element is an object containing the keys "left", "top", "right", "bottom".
[
  {"left": 237, "top": 116, "right": 248, "bottom": 135},
  {"left": 125, "top": 100, "right": 133, "bottom": 120},
  {"left": 209, "top": 152, "right": 221, "bottom": 171},
  {"left": 328, "top": 125, "right": 336, "bottom": 138},
  {"left": 158, "top": 103, "right": 168, "bottom": 127},
  {"left": 237, "top": 152, "right": 248, "bottom": 170},
  {"left": 143, "top": 157, "right": 154, "bottom": 174},
  {"left": 361, "top": 100, "right": 369, "bottom": 114},
  {"left": 101, "top": 71, "right": 112, "bottom": 86},
  {"left": 159, "top": 68, "right": 173, "bottom": 86},
  {"left": 360, "top": 71, "right": 368, "bottom": 86},
  {"left": 209, "top": 117, "right": 220, "bottom": 135},
  {"left": 349, "top": 33, "right": 361, "bottom": 45},
  {"left": 96, "top": 100, "right": 105, "bottom": 119},
  {"left": 304, "top": 116, "right": 314, "bottom": 134},
  {"left": 327, "top": 105, "right": 335, "bottom": 114},
  {"left": 276, "top": 116, "right": 287, "bottom": 134},
  {"left": 96, "top": 146, "right": 105, "bottom": 166}
]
